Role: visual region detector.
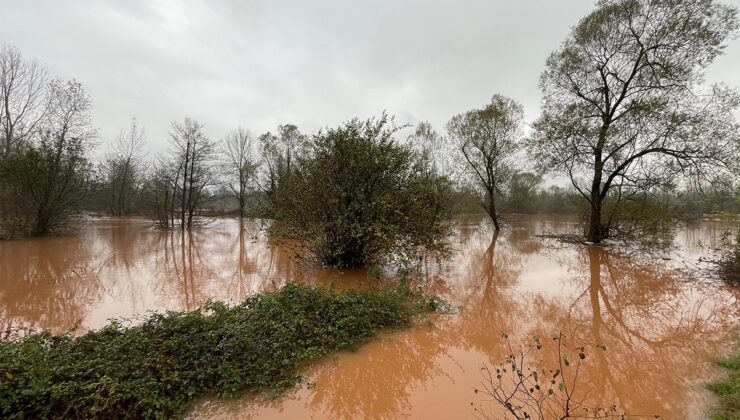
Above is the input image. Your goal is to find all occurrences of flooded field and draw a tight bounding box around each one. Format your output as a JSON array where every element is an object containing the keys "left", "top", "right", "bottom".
[{"left": 1, "top": 216, "right": 738, "bottom": 419}]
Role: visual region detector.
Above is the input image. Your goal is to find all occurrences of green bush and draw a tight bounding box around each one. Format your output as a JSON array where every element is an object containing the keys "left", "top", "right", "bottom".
[
  {"left": 269, "top": 114, "right": 453, "bottom": 268},
  {"left": 0, "top": 284, "right": 429, "bottom": 419}
]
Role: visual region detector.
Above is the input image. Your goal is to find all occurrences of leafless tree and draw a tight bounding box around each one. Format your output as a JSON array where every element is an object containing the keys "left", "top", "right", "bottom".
[
  {"left": 0, "top": 44, "right": 50, "bottom": 159},
  {"left": 221, "top": 127, "right": 259, "bottom": 219},
  {"left": 146, "top": 157, "right": 180, "bottom": 229},
  {"left": 529, "top": 0, "right": 740, "bottom": 243},
  {"left": 102, "top": 119, "right": 146, "bottom": 216},
  {"left": 168, "top": 117, "right": 215, "bottom": 229},
  {"left": 447, "top": 94, "right": 524, "bottom": 230}
]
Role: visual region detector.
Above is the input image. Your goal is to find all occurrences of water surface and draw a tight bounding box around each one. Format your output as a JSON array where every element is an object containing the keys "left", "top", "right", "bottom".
[{"left": 0, "top": 216, "right": 737, "bottom": 419}]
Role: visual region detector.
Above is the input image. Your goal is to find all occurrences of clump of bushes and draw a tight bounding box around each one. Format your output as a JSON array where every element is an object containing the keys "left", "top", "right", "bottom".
[
  {"left": 0, "top": 283, "right": 432, "bottom": 419},
  {"left": 268, "top": 114, "right": 453, "bottom": 268},
  {"left": 708, "top": 352, "right": 740, "bottom": 419}
]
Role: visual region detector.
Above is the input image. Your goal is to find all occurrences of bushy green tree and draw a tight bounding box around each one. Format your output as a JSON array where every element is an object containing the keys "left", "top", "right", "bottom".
[{"left": 270, "top": 114, "right": 452, "bottom": 268}]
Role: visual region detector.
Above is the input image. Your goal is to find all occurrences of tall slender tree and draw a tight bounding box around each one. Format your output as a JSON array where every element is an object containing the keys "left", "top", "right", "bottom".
[
  {"left": 221, "top": 126, "right": 259, "bottom": 219},
  {"left": 447, "top": 94, "right": 524, "bottom": 230},
  {"left": 102, "top": 119, "right": 146, "bottom": 216}
]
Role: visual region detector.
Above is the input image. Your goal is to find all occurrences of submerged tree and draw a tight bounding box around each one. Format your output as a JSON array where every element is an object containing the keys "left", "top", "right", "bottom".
[
  {"left": 146, "top": 118, "right": 215, "bottom": 230},
  {"left": 448, "top": 95, "right": 524, "bottom": 229},
  {"left": 173, "top": 118, "right": 215, "bottom": 229},
  {"left": 270, "top": 114, "right": 452, "bottom": 268},
  {"left": 221, "top": 127, "right": 259, "bottom": 219},
  {"left": 0, "top": 80, "right": 96, "bottom": 236},
  {"left": 101, "top": 119, "right": 147, "bottom": 216},
  {"left": 530, "top": 0, "right": 740, "bottom": 243}
]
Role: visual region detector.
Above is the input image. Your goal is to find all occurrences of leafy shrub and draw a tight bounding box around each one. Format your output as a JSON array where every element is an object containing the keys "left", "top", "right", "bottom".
[
  {"left": 0, "top": 283, "right": 429, "bottom": 419},
  {"left": 269, "top": 114, "right": 453, "bottom": 268}
]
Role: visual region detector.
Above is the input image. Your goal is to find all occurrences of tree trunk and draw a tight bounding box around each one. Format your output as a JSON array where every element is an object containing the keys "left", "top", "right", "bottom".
[
  {"left": 180, "top": 141, "right": 190, "bottom": 230},
  {"left": 586, "top": 191, "right": 611, "bottom": 243},
  {"left": 588, "top": 126, "right": 608, "bottom": 243},
  {"left": 485, "top": 189, "right": 500, "bottom": 230}
]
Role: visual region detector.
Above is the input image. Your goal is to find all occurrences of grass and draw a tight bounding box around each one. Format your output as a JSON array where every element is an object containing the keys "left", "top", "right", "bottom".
[
  {"left": 708, "top": 352, "right": 740, "bottom": 420},
  {"left": 0, "top": 283, "right": 433, "bottom": 419}
]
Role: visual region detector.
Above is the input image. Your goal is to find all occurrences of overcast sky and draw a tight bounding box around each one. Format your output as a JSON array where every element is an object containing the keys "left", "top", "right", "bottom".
[{"left": 2, "top": 0, "right": 739, "bottom": 157}]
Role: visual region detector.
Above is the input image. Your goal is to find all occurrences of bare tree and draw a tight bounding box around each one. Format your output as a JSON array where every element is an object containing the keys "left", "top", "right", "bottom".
[
  {"left": 447, "top": 94, "right": 524, "bottom": 230},
  {"left": 145, "top": 157, "right": 180, "bottom": 229},
  {"left": 221, "top": 126, "right": 259, "bottom": 219},
  {"left": 529, "top": 0, "right": 740, "bottom": 243},
  {"left": 0, "top": 44, "right": 50, "bottom": 159},
  {"left": 102, "top": 119, "right": 146, "bottom": 216},
  {"left": 168, "top": 117, "right": 215, "bottom": 229}
]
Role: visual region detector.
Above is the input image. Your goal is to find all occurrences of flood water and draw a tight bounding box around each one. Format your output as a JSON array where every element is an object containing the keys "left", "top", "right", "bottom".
[{"left": 1, "top": 216, "right": 738, "bottom": 419}]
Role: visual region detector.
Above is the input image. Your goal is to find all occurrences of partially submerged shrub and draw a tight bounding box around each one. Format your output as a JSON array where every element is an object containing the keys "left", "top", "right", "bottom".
[
  {"left": 0, "top": 283, "right": 429, "bottom": 419},
  {"left": 717, "top": 230, "right": 740, "bottom": 285},
  {"left": 269, "top": 114, "right": 453, "bottom": 268}
]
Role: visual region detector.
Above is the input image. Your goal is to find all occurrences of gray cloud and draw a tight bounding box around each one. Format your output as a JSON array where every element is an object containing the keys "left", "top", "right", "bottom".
[{"left": 2, "top": 0, "right": 739, "bottom": 157}]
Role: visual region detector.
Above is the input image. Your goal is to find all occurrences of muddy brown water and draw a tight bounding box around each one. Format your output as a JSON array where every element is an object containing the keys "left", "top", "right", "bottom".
[{"left": 0, "top": 216, "right": 738, "bottom": 419}]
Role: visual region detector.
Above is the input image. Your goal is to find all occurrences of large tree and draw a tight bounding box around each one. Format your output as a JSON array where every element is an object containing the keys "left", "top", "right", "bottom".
[
  {"left": 447, "top": 94, "right": 524, "bottom": 229},
  {"left": 530, "top": 0, "right": 740, "bottom": 243}
]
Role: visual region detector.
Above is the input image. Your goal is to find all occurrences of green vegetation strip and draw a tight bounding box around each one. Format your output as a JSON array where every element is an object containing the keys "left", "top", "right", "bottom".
[
  {"left": 0, "top": 283, "right": 432, "bottom": 419},
  {"left": 709, "top": 352, "right": 740, "bottom": 420}
]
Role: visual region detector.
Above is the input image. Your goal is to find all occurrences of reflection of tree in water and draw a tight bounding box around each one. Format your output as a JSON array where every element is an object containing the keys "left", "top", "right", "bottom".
[
  {"left": 0, "top": 233, "right": 109, "bottom": 335},
  {"left": 453, "top": 228, "right": 527, "bottom": 354},
  {"left": 0, "top": 219, "right": 313, "bottom": 335},
  {"left": 523, "top": 246, "right": 739, "bottom": 418},
  {"left": 194, "top": 221, "right": 740, "bottom": 418},
  {"left": 307, "top": 320, "right": 456, "bottom": 419}
]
